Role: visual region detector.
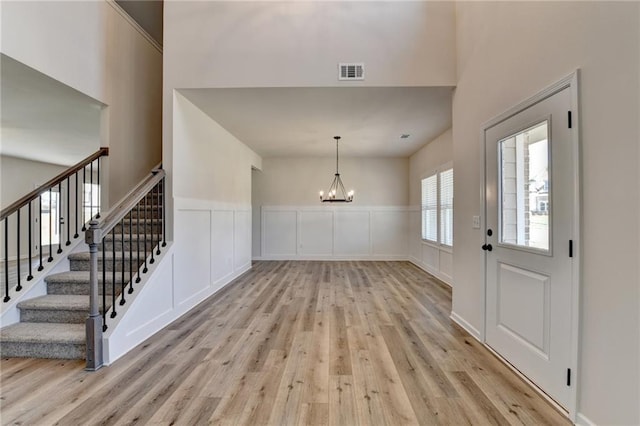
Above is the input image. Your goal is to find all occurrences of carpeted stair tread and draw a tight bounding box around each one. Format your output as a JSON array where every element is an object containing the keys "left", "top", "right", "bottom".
[
  {"left": 68, "top": 251, "right": 141, "bottom": 261},
  {"left": 103, "top": 233, "right": 155, "bottom": 242},
  {"left": 18, "top": 295, "right": 91, "bottom": 311},
  {"left": 0, "top": 323, "right": 85, "bottom": 344},
  {"left": 46, "top": 271, "right": 126, "bottom": 284}
]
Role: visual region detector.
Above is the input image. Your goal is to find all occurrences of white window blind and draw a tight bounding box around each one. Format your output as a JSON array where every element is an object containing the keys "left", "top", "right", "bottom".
[
  {"left": 421, "top": 174, "right": 438, "bottom": 242},
  {"left": 439, "top": 168, "right": 454, "bottom": 246}
]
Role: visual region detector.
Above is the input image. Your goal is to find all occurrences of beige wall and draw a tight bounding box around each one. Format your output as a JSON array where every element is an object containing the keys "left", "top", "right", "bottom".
[
  {"left": 1, "top": 156, "right": 66, "bottom": 210},
  {"left": 254, "top": 157, "right": 409, "bottom": 207},
  {"left": 453, "top": 2, "right": 639, "bottom": 424},
  {"left": 1, "top": 1, "right": 162, "bottom": 206},
  {"left": 409, "top": 128, "right": 453, "bottom": 206},
  {"left": 0, "top": 156, "right": 67, "bottom": 259}
]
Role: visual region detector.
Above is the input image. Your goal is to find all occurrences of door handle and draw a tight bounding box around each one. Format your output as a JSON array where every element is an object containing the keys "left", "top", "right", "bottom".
[{"left": 482, "top": 244, "right": 493, "bottom": 251}]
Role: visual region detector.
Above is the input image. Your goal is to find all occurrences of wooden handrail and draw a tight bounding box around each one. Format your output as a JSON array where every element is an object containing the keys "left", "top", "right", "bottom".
[
  {"left": 0, "top": 147, "right": 109, "bottom": 221},
  {"left": 95, "top": 168, "right": 165, "bottom": 238}
]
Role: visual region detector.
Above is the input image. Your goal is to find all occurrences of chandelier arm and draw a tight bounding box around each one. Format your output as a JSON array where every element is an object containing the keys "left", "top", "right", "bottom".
[{"left": 337, "top": 175, "right": 348, "bottom": 199}]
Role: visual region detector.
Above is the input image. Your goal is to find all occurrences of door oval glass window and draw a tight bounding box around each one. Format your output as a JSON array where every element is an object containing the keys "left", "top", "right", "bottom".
[{"left": 498, "top": 120, "right": 550, "bottom": 252}]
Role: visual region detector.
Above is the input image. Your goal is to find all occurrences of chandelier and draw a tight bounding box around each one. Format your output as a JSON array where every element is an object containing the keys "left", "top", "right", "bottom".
[{"left": 319, "top": 136, "right": 354, "bottom": 202}]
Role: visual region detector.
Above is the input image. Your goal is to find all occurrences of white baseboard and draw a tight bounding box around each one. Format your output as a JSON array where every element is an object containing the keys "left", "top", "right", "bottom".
[
  {"left": 575, "top": 412, "right": 597, "bottom": 426},
  {"left": 450, "top": 311, "right": 482, "bottom": 341},
  {"left": 409, "top": 256, "right": 453, "bottom": 287},
  {"left": 254, "top": 255, "right": 408, "bottom": 261}
]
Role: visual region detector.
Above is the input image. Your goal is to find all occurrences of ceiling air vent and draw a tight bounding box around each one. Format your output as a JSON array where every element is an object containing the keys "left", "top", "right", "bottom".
[{"left": 338, "top": 63, "right": 365, "bottom": 81}]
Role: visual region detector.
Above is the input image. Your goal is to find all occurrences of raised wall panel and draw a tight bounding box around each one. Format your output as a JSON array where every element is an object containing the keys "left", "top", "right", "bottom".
[
  {"left": 174, "top": 209, "right": 211, "bottom": 304},
  {"left": 422, "top": 243, "right": 438, "bottom": 270},
  {"left": 334, "top": 211, "right": 370, "bottom": 256},
  {"left": 372, "top": 210, "right": 408, "bottom": 256},
  {"left": 497, "top": 262, "right": 550, "bottom": 355},
  {"left": 212, "top": 210, "right": 234, "bottom": 284},
  {"left": 299, "top": 211, "right": 333, "bottom": 256},
  {"left": 409, "top": 210, "right": 421, "bottom": 260},
  {"left": 264, "top": 210, "right": 297, "bottom": 256},
  {"left": 439, "top": 250, "right": 453, "bottom": 280},
  {"left": 234, "top": 210, "right": 251, "bottom": 269}
]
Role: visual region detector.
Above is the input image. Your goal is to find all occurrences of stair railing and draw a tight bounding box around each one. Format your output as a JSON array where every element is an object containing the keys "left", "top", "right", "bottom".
[
  {"left": 1, "top": 148, "right": 109, "bottom": 303},
  {"left": 85, "top": 167, "right": 166, "bottom": 370}
]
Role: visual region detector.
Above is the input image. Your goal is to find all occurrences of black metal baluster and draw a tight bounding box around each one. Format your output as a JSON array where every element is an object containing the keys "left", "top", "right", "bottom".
[
  {"left": 16, "top": 210, "right": 21, "bottom": 291},
  {"left": 38, "top": 196, "right": 43, "bottom": 271},
  {"left": 90, "top": 161, "right": 94, "bottom": 220},
  {"left": 150, "top": 188, "right": 155, "bottom": 265},
  {"left": 111, "top": 229, "right": 116, "bottom": 319},
  {"left": 57, "top": 182, "right": 63, "bottom": 254},
  {"left": 27, "top": 202, "right": 33, "bottom": 281},
  {"left": 120, "top": 217, "right": 126, "bottom": 306},
  {"left": 74, "top": 173, "right": 79, "bottom": 238},
  {"left": 48, "top": 188, "right": 53, "bottom": 262},
  {"left": 128, "top": 212, "right": 133, "bottom": 294},
  {"left": 4, "top": 218, "right": 9, "bottom": 302},
  {"left": 155, "top": 183, "right": 161, "bottom": 256},
  {"left": 82, "top": 166, "right": 87, "bottom": 231},
  {"left": 102, "top": 239, "right": 107, "bottom": 331},
  {"left": 66, "top": 177, "right": 71, "bottom": 246},
  {"left": 142, "top": 195, "right": 148, "bottom": 274},
  {"left": 161, "top": 177, "right": 166, "bottom": 247},
  {"left": 135, "top": 202, "right": 141, "bottom": 284},
  {"left": 96, "top": 158, "right": 101, "bottom": 219}
]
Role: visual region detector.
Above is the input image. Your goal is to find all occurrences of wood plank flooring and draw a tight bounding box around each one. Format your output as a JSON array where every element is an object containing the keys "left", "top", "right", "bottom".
[{"left": 0, "top": 261, "right": 569, "bottom": 425}]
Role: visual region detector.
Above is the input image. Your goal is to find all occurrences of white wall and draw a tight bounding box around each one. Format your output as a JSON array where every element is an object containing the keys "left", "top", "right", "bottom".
[
  {"left": 408, "top": 129, "right": 453, "bottom": 284},
  {"left": 163, "top": 1, "right": 456, "bottom": 241},
  {"left": 453, "top": 2, "right": 639, "bottom": 424},
  {"left": 1, "top": 0, "right": 162, "bottom": 205},
  {"left": 164, "top": 1, "right": 455, "bottom": 89},
  {"left": 172, "top": 91, "right": 260, "bottom": 309},
  {"left": 252, "top": 157, "right": 409, "bottom": 259}
]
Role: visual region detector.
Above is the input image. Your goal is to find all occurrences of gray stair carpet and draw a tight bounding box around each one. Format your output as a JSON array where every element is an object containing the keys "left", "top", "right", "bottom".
[{"left": 0, "top": 227, "right": 157, "bottom": 360}]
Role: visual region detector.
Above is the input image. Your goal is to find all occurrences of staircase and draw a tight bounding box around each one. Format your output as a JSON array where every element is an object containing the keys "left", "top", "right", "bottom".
[{"left": 0, "top": 202, "right": 162, "bottom": 360}]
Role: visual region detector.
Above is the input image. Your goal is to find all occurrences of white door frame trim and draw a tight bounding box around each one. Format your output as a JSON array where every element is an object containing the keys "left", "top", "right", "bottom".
[{"left": 479, "top": 70, "right": 581, "bottom": 421}]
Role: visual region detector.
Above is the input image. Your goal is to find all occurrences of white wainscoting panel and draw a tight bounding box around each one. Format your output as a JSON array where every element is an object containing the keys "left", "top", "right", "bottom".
[
  {"left": 439, "top": 250, "right": 453, "bottom": 281},
  {"left": 422, "top": 243, "right": 439, "bottom": 270},
  {"left": 175, "top": 209, "right": 211, "bottom": 305},
  {"left": 372, "top": 210, "right": 409, "bottom": 256},
  {"left": 409, "top": 210, "right": 422, "bottom": 260},
  {"left": 259, "top": 206, "right": 410, "bottom": 260},
  {"left": 408, "top": 207, "right": 453, "bottom": 286},
  {"left": 104, "top": 198, "right": 254, "bottom": 364},
  {"left": 212, "top": 210, "right": 234, "bottom": 285},
  {"left": 334, "top": 210, "right": 370, "bottom": 256},
  {"left": 234, "top": 210, "right": 251, "bottom": 271},
  {"left": 263, "top": 210, "right": 297, "bottom": 256},
  {"left": 299, "top": 211, "right": 333, "bottom": 256}
]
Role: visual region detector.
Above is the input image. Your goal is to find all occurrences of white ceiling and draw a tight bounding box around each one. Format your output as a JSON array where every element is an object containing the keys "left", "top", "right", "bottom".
[
  {"left": 0, "top": 54, "right": 103, "bottom": 166},
  {"left": 180, "top": 86, "right": 453, "bottom": 158}
]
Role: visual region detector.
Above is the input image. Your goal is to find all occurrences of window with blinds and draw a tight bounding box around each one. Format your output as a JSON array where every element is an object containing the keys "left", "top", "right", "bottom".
[
  {"left": 421, "top": 167, "right": 454, "bottom": 247},
  {"left": 439, "top": 168, "right": 454, "bottom": 246},
  {"left": 421, "top": 174, "right": 438, "bottom": 242}
]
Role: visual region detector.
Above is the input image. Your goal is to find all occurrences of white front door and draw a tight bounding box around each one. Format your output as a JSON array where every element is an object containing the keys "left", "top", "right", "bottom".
[{"left": 484, "top": 85, "right": 576, "bottom": 409}]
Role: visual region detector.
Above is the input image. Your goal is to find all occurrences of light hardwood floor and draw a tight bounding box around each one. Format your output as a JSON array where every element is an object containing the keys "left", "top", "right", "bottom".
[{"left": 0, "top": 261, "right": 569, "bottom": 425}]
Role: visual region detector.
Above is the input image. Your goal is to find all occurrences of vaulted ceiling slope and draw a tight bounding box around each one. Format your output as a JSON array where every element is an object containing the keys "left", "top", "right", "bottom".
[{"left": 0, "top": 54, "right": 102, "bottom": 166}]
